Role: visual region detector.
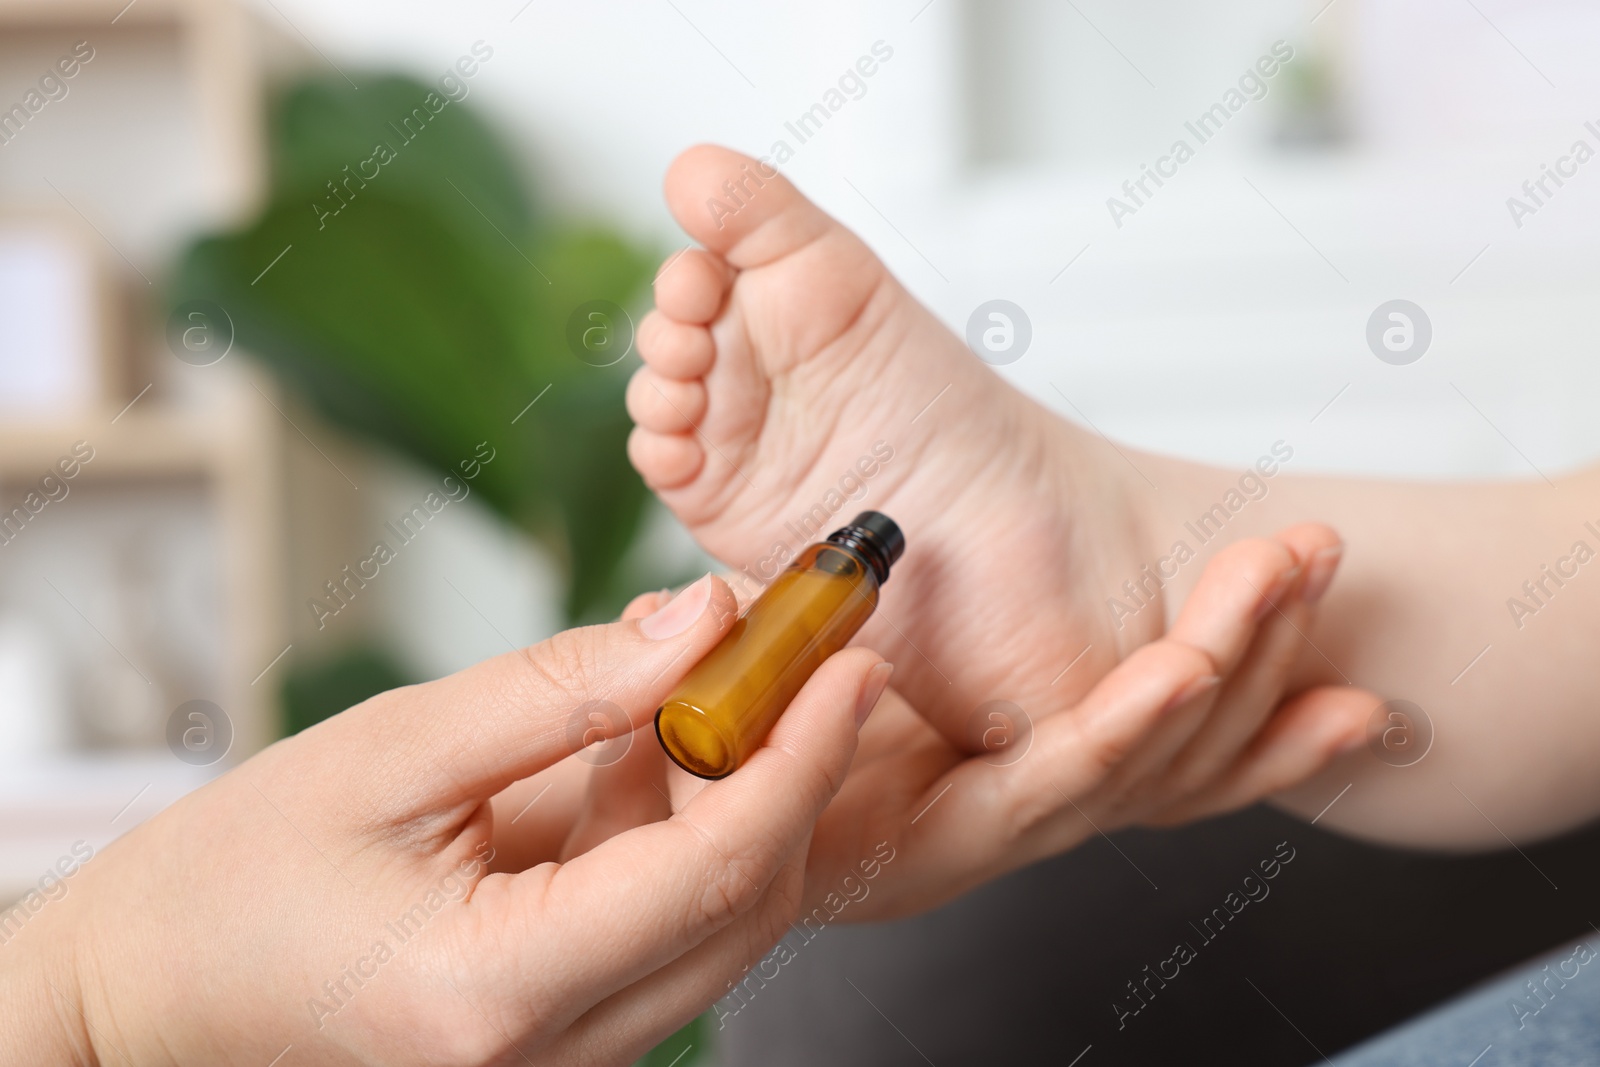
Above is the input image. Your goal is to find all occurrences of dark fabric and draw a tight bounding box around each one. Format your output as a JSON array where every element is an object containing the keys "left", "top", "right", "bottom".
[
  {"left": 715, "top": 804, "right": 1600, "bottom": 1066},
  {"left": 1332, "top": 940, "right": 1600, "bottom": 1067}
]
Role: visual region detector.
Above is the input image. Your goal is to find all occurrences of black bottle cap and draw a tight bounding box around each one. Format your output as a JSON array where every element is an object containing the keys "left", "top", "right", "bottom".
[{"left": 826, "top": 511, "right": 905, "bottom": 584}]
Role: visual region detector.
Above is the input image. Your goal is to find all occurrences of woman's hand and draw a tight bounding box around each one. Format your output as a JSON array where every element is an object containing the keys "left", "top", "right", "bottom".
[
  {"left": 802, "top": 522, "right": 1377, "bottom": 921},
  {"left": 0, "top": 575, "right": 888, "bottom": 1066}
]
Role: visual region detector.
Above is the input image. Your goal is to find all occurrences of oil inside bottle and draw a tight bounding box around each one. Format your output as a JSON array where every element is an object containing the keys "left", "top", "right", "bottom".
[{"left": 656, "top": 512, "right": 903, "bottom": 779}]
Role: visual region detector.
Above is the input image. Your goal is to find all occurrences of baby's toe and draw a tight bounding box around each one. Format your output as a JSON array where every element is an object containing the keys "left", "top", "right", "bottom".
[
  {"left": 627, "top": 426, "right": 704, "bottom": 490},
  {"left": 626, "top": 368, "right": 707, "bottom": 434},
  {"left": 637, "top": 310, "right": 716, "bottom": 380},
  {"left": 654, "top": 248, "right": 733, "bottom": 324},
  {"left": 664, "top": 143, "right": 834, "bottom": 268}
]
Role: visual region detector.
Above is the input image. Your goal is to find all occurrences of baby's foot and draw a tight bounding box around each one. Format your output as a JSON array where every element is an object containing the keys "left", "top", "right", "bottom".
[{"left": 627, "top": 146, "right": 1160, "bottom": 742}]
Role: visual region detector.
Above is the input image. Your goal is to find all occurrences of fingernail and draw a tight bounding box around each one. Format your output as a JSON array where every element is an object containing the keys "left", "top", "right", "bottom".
[
  {"left": 1254, "top": 566, "right": 1302, "bottom": 621},
  {"left": 855, "top": 662, "right": 894, "bottom": 727},
  {"left": 1162, "top": 674, "right": 1220, "bottom": 714},
  {"left": 1299, "top": 544, "right": 1345, "bottom": 605},
  {"left": 639, "top": 575, "right": 711, "bottom": 640}
]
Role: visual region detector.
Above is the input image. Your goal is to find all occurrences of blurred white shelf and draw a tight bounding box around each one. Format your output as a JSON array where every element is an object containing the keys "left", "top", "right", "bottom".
[
  {"left": 0, "top": 0, "right": 287, "bottom": 791},
  {"left": 0, "top": 0, "right": 267, "bottom": 262},
  {"left": 0, "top": 406, "right": 258, "bottom": 479},
  {"left": 0, "top": 377, "right": 289, "bottom": 758},
  {"left": 0, "top": 750, "right": 220, "bottom": 903}
]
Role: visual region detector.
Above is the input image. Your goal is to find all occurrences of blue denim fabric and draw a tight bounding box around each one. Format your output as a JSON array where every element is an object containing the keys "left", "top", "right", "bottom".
[{"left": 1332, "top": 940, "right": 1600, "bottom": 1067}]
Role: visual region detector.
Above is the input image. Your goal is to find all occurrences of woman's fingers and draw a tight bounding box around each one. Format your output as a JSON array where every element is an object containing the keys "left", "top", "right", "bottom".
[
  {"left": 1147, "top": 685, "right": 1371, "bottom": 825},
  {"left": 473, "top": 646, "right": 883, "bottom": 1030},
  {"left": 1159, "top": 571, "right": 1320, "bottom": 793},
  {"left": 621, "top": 588, "right": 673, "bottom": 620},
  {"left": 1270, "top": 521, "right": 1346, "bottom": 605},
  {"left": 888, "top": 525, "right": 1344, "bottom": 885},
  {"left": 899, "top": 640, "right": 1213, "bottom": 882},
  {"left": 1102, "top": 524, "right": 1343, "bottom": 796},
  {"left": 334, "top": 574, "right": 740, "bottom": 820},
  {"left": 487, "top": 587, "right": 679, "bottom": 869},
  {"left": 1160, "top": 538, "right": 1344, "bottom": 794},
  {"left": 1164, "top": 535, "right": 1304, "bottom": 672},
  {"left": 544, "top": 853, "right": 808, "bottom": 1064},
  {"left": 559, "top": 722, "right": 671, "bottom": 861},
  {"left": 486, "top": 758, "right": 594, "bottom": 874},
  {"left": 1103, "top": 535, "right": 1304, "bottom": 787}
]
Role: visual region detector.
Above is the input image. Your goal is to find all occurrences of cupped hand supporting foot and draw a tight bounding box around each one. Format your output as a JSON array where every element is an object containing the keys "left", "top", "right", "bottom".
[
  {"left": 806, "top": 523, "right": 1373, "bottom": 920},
  {"left": 577, "top": 526, "right": 1370, "bottom": 925}
]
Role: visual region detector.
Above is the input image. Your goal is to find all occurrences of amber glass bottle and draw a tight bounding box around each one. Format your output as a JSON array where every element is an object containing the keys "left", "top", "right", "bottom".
[{"left": 656, "top": 511, "right": 905, "bottom": 779}]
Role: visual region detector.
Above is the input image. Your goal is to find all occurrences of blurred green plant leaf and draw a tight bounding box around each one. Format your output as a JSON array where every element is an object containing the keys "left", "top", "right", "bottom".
[
  {"left": 280, "top": 644, "right": 414, "bottom": 737},
  {"left": 172, "top": 73, "right": 658, "bottom": 620},
  {"left": 272, "top": 74, "right": 533, "bottom": 243}
]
